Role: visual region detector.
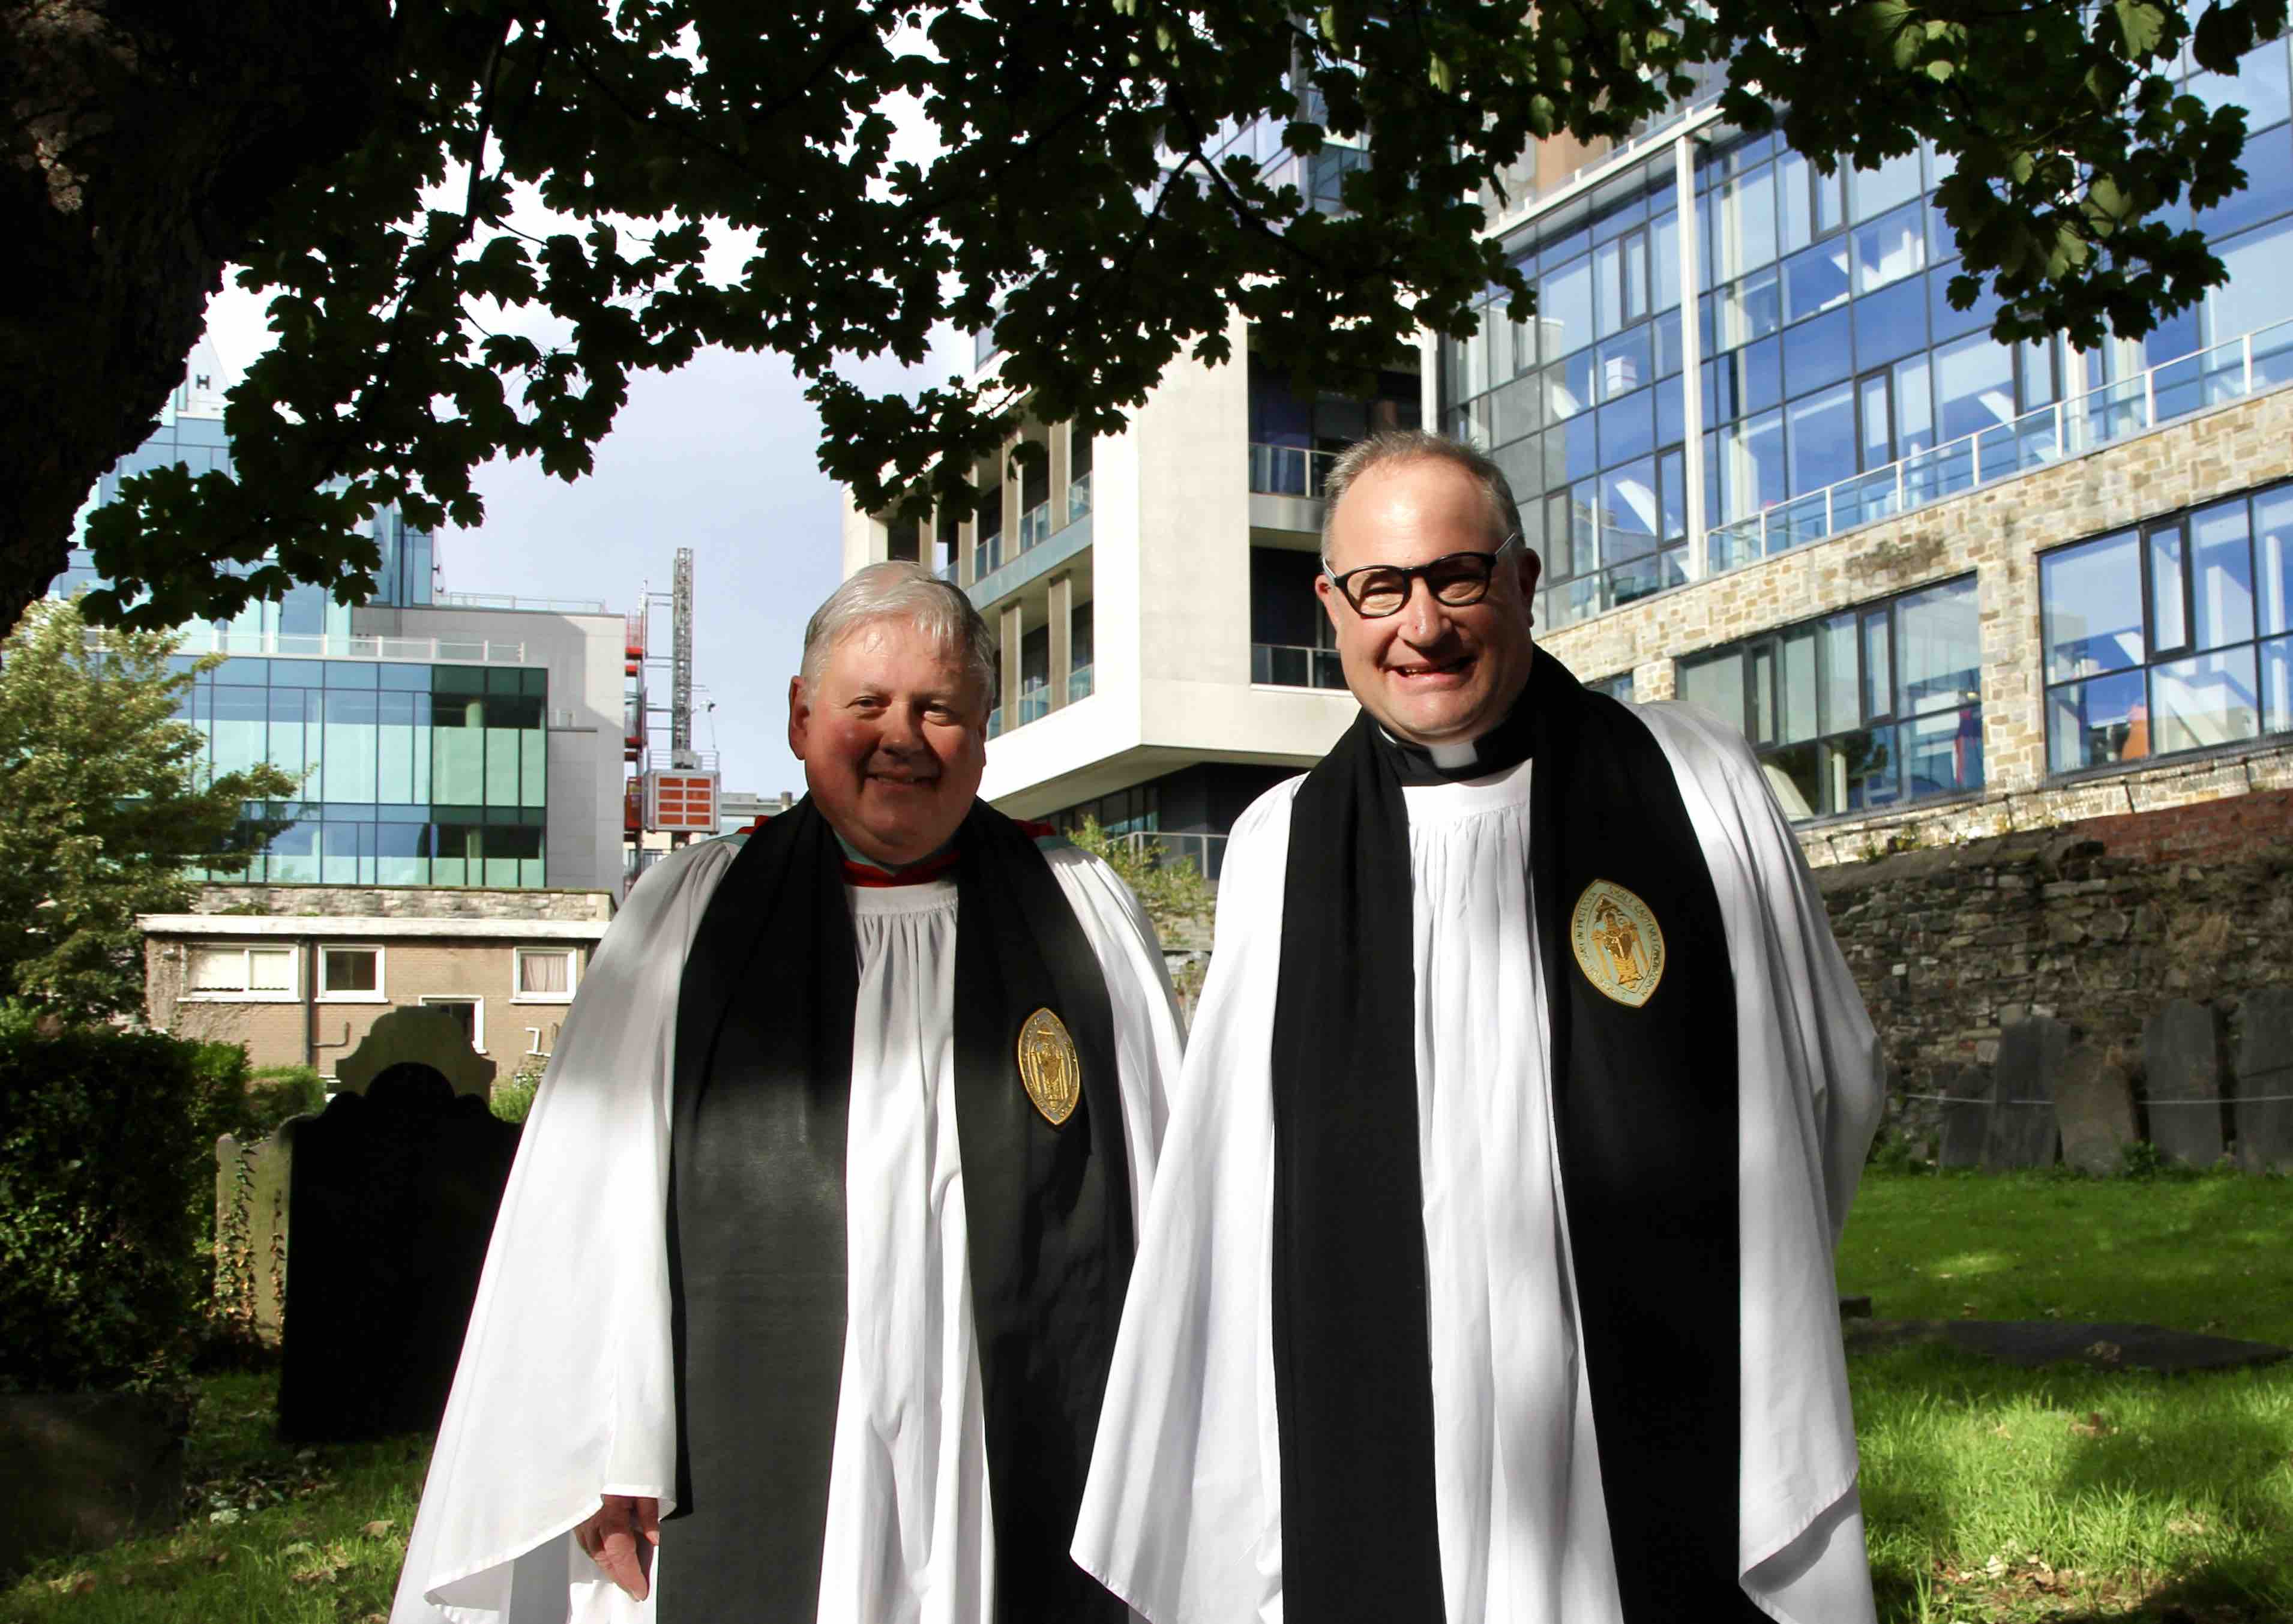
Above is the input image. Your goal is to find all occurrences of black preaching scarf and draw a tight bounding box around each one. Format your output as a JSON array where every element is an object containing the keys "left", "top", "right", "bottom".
[
  {"left": 664, "top": 795, "right": 1133, "bottom": 1623},
  {"left": 1269, "top": 652, "right": 1758, "bottom": 1623}
]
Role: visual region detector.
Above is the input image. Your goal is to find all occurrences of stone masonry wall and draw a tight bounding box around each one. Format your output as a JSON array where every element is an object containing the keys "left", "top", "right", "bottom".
[{"left": 1815, "top": 795, "right": 2293, "bottom": 1150}]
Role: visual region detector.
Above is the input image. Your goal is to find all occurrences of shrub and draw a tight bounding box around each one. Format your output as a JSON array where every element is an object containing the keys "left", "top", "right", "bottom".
[
  {"left": 241, "top": 1065, "right": 326, "bottom": 1138},
  {"left": 0, "top": 1013, "right": 218, "bottom": 1390},
  {"left": 490, "top": 1060, "right": 545, "bottom": 1125}
]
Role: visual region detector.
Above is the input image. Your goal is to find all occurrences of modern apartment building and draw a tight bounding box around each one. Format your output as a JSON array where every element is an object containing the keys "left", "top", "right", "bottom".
[
  {"left": 59, "top": 340, "right": 630, "bottom": 895},
  {"left": 867, "top": 38, "right": 2293, "bottom": 877}
]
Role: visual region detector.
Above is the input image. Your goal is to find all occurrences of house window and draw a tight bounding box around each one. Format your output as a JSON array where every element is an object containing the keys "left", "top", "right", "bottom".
[
  {"left": 186, "top": 943, "right": 298, "bottom": 1001},
  {"left": 1676, "top": 573, "right": 1983, "bottom": 822},
  {"left": 317, "top": 945, "right": 385, "bottom": 1002},
  {"left": 419, "top": 996, "right": 485, "bottom": 1054},
  {"left": 514, "top": 946, "right": 578, "bottom": 1003},
  {"left": 2042, "top": 482, "right": 2291, "bottom": 775}
]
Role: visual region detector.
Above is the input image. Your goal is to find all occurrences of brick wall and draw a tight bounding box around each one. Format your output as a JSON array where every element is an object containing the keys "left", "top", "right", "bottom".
[
  {"left": 1539, "top": 384, "right": 2293, "bottom": 868},
  {"left": 190, "top": 885, "right": 614, "bottom": 922},
  {"left": 146, "top": 934, "right": 590, "bottom": 1075}
]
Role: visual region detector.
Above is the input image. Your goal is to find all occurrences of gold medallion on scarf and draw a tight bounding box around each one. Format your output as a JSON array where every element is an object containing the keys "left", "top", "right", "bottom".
[
  {"left": 1017, "top": 1007, "right": 1081, "bottom": 1127},
  {"left": 1569, "top": 880, "right": 1665, "bottom": 1008}
]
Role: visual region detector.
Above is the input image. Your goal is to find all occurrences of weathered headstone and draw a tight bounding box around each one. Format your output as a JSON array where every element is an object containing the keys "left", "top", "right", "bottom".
[
  {"left": 1937, "top": 1064, "right": 1994, "bottom": 1168},
  {"left": 212, "top": 1128, "right": 298, "bottom": 1345},
  {"left": 1985, "top": 1017, "right": 2067, "bottom": 1169},
  {"left": 2143, "top": 999, "right": 2226, "bottom": 1167},
  {"left": 2234, "top": 987, "right": 2293, "bottom": 1174},
  {"left": 333, "top": 1005, "right": 497, "bottom": 1097},
  {"left": 278, "top": 1011, "right": 517, "bottom": 1442},
  {"left": 2054, "top": 1041, "right": 2137, "bottom": 1176}
]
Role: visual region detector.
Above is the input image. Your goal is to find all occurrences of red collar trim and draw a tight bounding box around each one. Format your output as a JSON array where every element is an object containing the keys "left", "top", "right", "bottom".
[{"left": 841, "top": 846, "right": 962, "bottom": 888}]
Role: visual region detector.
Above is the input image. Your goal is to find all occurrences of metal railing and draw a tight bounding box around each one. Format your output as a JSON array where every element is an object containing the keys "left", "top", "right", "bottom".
[
  {"left": 1248, "top": 443, "right": 1338, "bottom": 499},
  {"left": 1067, "top": 663, "right": 1095, "bottom": 702},
  {"left": 1116, "top": 829, "right": 1230, "bottom": 882},
  {"left": 1560, "top": 316, "right": 2293, "bottom": 635},
  {"left": 177, "top": 626, "right": 529, "bottom": 665},
  {"left": 1252, "top": 642, "right": 1345, "bottom": 690},
  {"left": 435, "top": 591, "right": 609, "bottom": 615},
  {"left": 1067, "top": 471, "right": 1093, "bottom": 525}
]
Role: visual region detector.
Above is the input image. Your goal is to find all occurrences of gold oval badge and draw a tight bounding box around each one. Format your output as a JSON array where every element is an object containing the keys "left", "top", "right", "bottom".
[
  {"left": 1017, "top": 1007, "right": 1082, "bottom": 1128},
  {"left": 1570, "top": 880, "right": 1665, "bottom": 1009}
]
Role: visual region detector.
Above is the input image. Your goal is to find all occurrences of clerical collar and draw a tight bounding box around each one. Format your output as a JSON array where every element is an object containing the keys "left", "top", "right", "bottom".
[
  {"left": 834, "top": 831, "right": 961, "bottom": 887},
  {"left": 1372, "top": 691, "right": 1536, "bottom": 787}
]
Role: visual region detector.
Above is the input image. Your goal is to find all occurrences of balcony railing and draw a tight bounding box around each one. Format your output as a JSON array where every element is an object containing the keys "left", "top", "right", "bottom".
[
  {"left": 434, "top": 591, "right": 609, "bottom": 615},
  {"left": 987, "top": 705, "right": 1005, "bottom": 739},
  {"left": 1248, "top": 443, "right": 1338, "bottom": 499},
  {"left": 1067, "top": 663, "right": 1095, "bottom": 702},
  {"left": 1543, "top": 316, "right": 2293, "bottom": 636},
  {"left": 1252, "top": 642, "right": 1345, "bottom": 690},
  {"left": 974, "top": 534, "right": 1003, "bottom": 578},
  {"left": 1018, "top": 500, "right": 1055, "bottom": 553},
  {"left": 178, "top": 626, "right": 529, "bottom": 666},
  {"left": 935, "top": 558, "right": 960, "bottom": 586},
  {"left": 1117, "top": 829, "right": 1230, "bottom": 883},
  {"left": 1017, "top": 686, "right": 1051, "bottom": 726},
  {"left": 1067, "top": 471, "right": 1093, "bottom": 525}
]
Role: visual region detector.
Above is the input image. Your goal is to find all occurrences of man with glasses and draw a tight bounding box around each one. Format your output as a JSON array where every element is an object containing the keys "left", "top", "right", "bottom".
[{"left": 1074, "top": 431, "right": 1884, "bottom": 1624}]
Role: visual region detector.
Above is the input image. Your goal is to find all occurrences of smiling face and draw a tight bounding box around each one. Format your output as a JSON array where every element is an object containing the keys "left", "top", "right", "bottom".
[
  {"left": 1315, "top": 455, "right": 1542, "bottom": 747},
  {"left": 787, "top": 618, "right": 988, "bottom": 867}
]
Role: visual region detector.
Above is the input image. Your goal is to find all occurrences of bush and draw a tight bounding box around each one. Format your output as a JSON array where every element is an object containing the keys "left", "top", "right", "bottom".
[
  {"left": 490, "top": 1060, "right": 544, "bottom": 1125},
  {"left": 241, "top": 1065, "right": 326, "bottom": 1138},
  {"left": 0, "top": 1012, "right": 218, "bottom": 1391}
]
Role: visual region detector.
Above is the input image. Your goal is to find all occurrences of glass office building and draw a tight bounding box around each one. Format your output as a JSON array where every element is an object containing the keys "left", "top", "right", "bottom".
[{"left": 58, "top": 386, "right": 555, "bottom": 887}]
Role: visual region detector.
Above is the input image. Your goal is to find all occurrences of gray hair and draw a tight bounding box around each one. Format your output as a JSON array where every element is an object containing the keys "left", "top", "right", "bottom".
[
  {"left": 1318, "top": 429, "right": 1525, "bottom": 565},
  {"left": 800, "top": 561, "right": 997, "bottom": 711}
]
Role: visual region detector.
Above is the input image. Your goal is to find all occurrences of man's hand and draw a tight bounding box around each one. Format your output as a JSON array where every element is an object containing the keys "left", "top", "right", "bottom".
[{"left": 573, "top": 1494, "right": 660, "bottom": 1601}]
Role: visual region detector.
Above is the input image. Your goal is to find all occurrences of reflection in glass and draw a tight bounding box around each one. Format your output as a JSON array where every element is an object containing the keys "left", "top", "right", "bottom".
[
  {"left": 2150, "top": 648, "right": 2261, "bottom": 754},
  {"left": 2048, "top": 669, "right": 2150, "bottom": 773},
  {"left": 2042, "top": 530, "right": 2144, "bottom": 681},
  {"left": 1895, "top": 579, "right": 1983, "bottom": 717},
  {"left": 2190, "top": 499, "right": 2257, "bottom": 651},
  {"left": 2260, "top": 487, "right": 2293, "bottom": 636},
  {"left": 2266, "top": 635, "right": 2293, "bottom": 734}
]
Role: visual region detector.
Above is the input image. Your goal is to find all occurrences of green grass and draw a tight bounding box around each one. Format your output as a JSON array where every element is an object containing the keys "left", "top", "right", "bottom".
[
  {"left": 1842, "top": 1168, "right": 2293, "bottom": 1623},
  {"left": 0, "top": 1373, "right": 429, "bottom": 1624},
  {"left": 7, "top": 1170, "right": 2291, "bottom": 1622}
]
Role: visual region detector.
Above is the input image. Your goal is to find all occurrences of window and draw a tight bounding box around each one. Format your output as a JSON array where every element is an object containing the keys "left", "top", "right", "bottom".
[
  {"left": 2042, "top": 482, "right": 2291, "bottom": 774},
  {"left": 420, "top": 996, "right": 485, "bottom": 1054},
  {"left": 1676, "top": 574, "right": 1983, "bottom": 822},
  {"left": 317, "top": 945, "right": 385, "bottom": 1002},
  {"left": 514, "top": 946, "right": 579, "bottom": 1003},
  {"left": 186, "top": 943, "right": 298, "bottom": 1001}
]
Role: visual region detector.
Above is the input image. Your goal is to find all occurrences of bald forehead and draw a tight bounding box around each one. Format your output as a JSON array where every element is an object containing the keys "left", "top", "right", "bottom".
[{"left": 1325, "top": 456, "right": 1508, "bottom": 571}]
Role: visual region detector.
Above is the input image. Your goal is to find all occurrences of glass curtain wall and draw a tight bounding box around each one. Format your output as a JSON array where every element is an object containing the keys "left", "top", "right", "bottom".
[
  {"left": 1249, "top": 546, "right": 1343, "bottom": 688},
  {"left": 2043, "top": 481, "right": 2293, "bottom": 772},
  {"left": 178, "top": 658, "right": 550, "bottom": 886},
  {"left": 1441, "top": 35, "right": 2293, "bottom": 634},
  {"left": 1677, "top": 574, "right": 1983, "bottom": 820}
]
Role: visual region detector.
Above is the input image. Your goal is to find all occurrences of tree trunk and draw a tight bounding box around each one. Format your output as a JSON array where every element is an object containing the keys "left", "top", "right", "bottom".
[{"left": 0, "top": 0, "right": 390, "bottom": 633}]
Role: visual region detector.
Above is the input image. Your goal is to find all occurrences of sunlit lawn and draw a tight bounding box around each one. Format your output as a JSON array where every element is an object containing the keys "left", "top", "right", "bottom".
[
  {"left": 5, "top": 1169, "right": 2289, "bottom": 1622},
  {"left": 1842, "top": 1168, "right": 2293, "bottom": 1623}
]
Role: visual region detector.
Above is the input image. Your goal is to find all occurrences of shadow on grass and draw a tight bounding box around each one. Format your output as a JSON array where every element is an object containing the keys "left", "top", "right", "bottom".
[{"left": 1854, "top": 1342, "right": 2293, "bottom": 1623}]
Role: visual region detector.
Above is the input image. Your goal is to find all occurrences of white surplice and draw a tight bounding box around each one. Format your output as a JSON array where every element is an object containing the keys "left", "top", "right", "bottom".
[
  {"left": 391, "top": 837, "right": 1180, "bottom": 1624},
  {"left": 1072, "top": 701, "right": 1887, "bottom": 1624}
]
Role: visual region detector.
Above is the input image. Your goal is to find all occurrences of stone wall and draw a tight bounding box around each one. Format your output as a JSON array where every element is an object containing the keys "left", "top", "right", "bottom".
[{"left": 1816, "top": 796, "right": 2293, "bottom": 1150}]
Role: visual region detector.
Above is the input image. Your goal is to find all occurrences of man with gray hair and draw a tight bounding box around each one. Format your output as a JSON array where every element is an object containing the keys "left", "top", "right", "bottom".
[
  {"left": 394, "top": 561, "right": 1180, "bottom": 1624},
  {"left": 1075, "top": 432, "right": 1884, "bottom": 1623}
]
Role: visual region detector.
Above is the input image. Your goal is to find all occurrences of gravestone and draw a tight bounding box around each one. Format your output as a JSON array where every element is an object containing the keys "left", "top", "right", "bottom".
[
  {"left": 1984, "top": 1017, "right": 2067, "bottom": 1169},
  {"left": 212, "top": 1128, "right": 298, "bottom": 1345},
  {"left": 2143, "top": 999, "right": 2226, "bottom": 1167},
  {"left": 278, "top": 1010, "right": 517, "bottom": 1442},
  {"left": 2235, "top": 987, "right": 2293, "bottom": 1174},
  {"left": 1937, "top": 1064, "right": 1994, "bottom": 1169},
  {"left": 2054, "top": 1041, "right": 2137, "bottom": 1176}
]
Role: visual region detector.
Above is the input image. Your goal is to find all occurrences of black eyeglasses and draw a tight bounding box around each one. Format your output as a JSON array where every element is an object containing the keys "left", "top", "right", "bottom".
[{"left": 1323, "top": 534, "right": 1524, "bottom": 619}]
